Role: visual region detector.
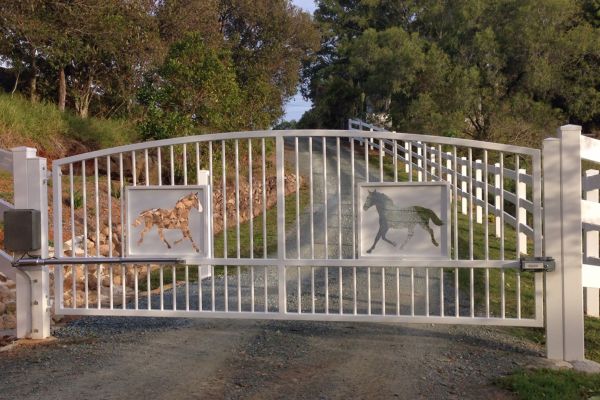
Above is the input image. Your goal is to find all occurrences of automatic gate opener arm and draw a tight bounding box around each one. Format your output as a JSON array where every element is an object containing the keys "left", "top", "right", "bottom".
[{"left": 12, "top": 257, "right": 184, "bottom": 267}]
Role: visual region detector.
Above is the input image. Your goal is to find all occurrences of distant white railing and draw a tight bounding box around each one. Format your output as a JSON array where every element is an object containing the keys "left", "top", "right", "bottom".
[{"left": 349, "top": 119, "right": 532, "bottom": 252}]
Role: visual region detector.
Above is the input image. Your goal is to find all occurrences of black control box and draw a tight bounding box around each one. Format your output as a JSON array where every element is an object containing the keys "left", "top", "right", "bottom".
[{"left": 3, "top": 209, "right": 41, "bottom": 252}]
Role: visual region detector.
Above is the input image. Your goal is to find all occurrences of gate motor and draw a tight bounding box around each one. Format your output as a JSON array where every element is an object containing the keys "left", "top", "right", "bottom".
[{"left": 3, "top": 209, "right": 41, "bottom": 253}]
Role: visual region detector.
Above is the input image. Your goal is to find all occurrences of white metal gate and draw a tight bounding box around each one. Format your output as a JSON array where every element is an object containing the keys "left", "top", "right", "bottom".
[{"left": 49, "top": 128, "right": 544, "bottom": 327}]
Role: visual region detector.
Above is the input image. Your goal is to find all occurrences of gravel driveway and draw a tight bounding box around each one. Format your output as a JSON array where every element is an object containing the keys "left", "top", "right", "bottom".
[{"left": 0, "top": 138, "right": 546, "bottom": 399}]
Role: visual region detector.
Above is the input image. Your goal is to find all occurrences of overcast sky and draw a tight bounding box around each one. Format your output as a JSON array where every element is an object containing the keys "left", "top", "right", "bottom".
[{"left": 282, "top": 0, "right": 317, "bottom": 122}]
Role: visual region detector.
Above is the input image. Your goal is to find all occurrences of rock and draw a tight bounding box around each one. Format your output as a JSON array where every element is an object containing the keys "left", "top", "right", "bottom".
[
  {"left": 2, "top": 314, "right": 15, "bottom": 329},
  {"left": 101, "top": 274, "right": 111, "bottom": 287},
  {"left": 0, "top": 301, "right": 6, "bottom": 314},
  {"left": 571, "top": 359, "right": 600, "bottom": 374},
  {"left": 0, "top": 284, "right": 11, "bottom": 301},
  {"left": 5, "top": 302, "right": 16, "bottom": 314},
  {"left": 99, "top": 244, "right": 110, "bottom": 256},
  {"left": 5, "top": 281, "right": 15, "bottom": 290},
  {"left": 0, "top": 273, "right": 6, "bottom": 282},
  {"left": 537, "top": 359, "right": 573, "bottom": 370}
]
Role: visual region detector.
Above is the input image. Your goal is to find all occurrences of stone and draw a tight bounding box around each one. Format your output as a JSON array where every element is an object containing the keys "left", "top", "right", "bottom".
[
  {"left": 99, "top": 244, "right": 110, "bottom": 256},
  {"left": 537, "top": 359, "right": 573, "bottom": 370},
  {"left": 2, "top": 314, "right": 15, "bottom": 329},
  {"left": 5, "top": 301, "right": 16, "bottom": 314},
  {"left": 0, "top": 301, "right": 6, "bottom": 314},
  {"left": 0, "top": 272, "right": 6, "bottom": 282},
  {"left": 5, "top": 281, "right": 15, "bottom": 290},
  {"left": 571, "top": 359, "right": 600, "bottom": 374}
]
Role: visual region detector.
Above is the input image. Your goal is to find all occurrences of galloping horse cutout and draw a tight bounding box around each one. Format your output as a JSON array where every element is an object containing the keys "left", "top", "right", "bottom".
[
  {"left": 363, "top": 190, "right": 443, "bottom": 254},
  {"left": 133, "top": 192, "right": 202, "bottom": 252}
]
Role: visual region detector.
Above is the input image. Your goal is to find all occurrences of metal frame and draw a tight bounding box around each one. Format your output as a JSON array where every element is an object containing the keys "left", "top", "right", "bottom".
[
  {"left": 125, "top": 185, "right": 210, "bottom": 260},
  {"left": 356, "top": 182, "right": 451, "bottom": 260},
  {"left": 47, "top": 129, "right": 544, "bottom": 331}
]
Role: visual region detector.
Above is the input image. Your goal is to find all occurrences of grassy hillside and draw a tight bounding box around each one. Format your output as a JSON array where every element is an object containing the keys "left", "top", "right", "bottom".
[{"left": 0, "top": 93, "right": 138, "bottom": 160}]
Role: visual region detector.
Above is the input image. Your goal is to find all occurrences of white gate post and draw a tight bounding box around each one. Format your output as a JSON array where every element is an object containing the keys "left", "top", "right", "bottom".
[
  {"left": 543, "top": 125, "right": 585, "bottom": 361},
  {"left": 12, "top": 147, "right": 50, "bottom": 339},
  {"left": 584, "top": 169, "right": 599, "bottom": 317}
]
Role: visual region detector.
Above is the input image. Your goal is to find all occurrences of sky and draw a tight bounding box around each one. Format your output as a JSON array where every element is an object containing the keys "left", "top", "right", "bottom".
[{"left": 282, "top": 0, "right": 317, "bottom": 122}]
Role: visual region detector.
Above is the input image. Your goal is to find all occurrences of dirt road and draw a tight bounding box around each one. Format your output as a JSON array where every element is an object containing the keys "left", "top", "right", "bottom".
[{"left": 0, "top": 317, "right": 543, "bottom": 400}]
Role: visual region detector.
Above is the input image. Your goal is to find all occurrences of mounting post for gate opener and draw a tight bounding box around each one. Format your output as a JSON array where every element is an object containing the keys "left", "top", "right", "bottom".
[{"left": 12, "top": 147, "right": 50, "bottom": 340}]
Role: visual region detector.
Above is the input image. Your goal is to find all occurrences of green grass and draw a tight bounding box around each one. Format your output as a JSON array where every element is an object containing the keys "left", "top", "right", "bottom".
[
  {"left": 490, "top": 252, "right": 600, "bottom": 400},
  {"left": 497, "top": 369, "right": 600, "bottom": 400},
  {"left": 0, "top": 93, "right": 138, "bottom": 158}
]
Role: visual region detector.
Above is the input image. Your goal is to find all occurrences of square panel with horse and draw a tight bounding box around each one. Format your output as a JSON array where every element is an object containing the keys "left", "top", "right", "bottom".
[
  {"left": 126, "top": 185, "right": 210, "bottom": 259},
  {"left": 358, "top": 182, "right": 450, "bottom": 259}
]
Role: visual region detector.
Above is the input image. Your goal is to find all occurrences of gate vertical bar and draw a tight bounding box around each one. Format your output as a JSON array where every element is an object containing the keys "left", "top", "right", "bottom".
[{"left": 276, "top": 136, "right": 286, "bottom": 313}]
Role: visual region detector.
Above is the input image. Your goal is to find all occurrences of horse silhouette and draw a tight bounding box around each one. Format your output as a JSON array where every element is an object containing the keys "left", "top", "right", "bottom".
[
  {"left": 133, "top": 192, "right": 202, "bottom": 252},
  {"left": 363, "top": 190, "right": 443, "bottom": 254}
]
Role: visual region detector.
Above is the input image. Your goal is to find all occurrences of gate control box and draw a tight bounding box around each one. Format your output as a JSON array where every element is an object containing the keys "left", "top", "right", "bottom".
[{"left": 3, "top": 209, "right": 41, "bottom": 253}]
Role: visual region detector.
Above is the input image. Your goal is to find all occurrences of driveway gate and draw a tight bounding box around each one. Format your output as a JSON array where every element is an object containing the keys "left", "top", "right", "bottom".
[{"left": 4, "top": 124, "right": 595, "bottom": 361}]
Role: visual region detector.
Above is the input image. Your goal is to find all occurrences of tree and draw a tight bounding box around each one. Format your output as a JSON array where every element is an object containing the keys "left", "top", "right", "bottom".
[
  {"left": 152, "top": 0, "right": 319, "bottom": 130},
  {"left": 138, "top": 34, "right": 244, "bottom": 140},
  {"left": 0, "top": 0, "right": 52, "bottom": 102},
  {"left": 303, "top": 0, "right": 600, "bottom": 144}
]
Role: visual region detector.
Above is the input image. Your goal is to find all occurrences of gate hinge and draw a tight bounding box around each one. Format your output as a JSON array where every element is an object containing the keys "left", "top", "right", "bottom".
[{"left": 520, "top": 257, "right": 555, "bottom": 272}]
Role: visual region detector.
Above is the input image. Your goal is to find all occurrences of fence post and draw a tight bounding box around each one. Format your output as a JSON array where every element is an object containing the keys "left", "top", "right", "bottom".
[
  {"left": 445, "top": 152, "right": 452, "bottom": 183},
  {"left": 12, "top": 147, "right": 50, "bottom": 339},
  {"left": 543, "top": 125, "right": 585, "bottom": 361},
  {"left": 461, "top": 157, "right": 467, "bottom": 215},
  {"left": 417, "top": 142, "right": 423, "bottom": 182},
  {"left": 495, "top": 163, "right": 501, "bottom": 237},
  {"left": 430, "top": 150, "right": 436, "bottom": 180},
  {"left": 475, "top": 159, "right": 482, "bottom": 224},
  {"left": 543, "top": 138, "right": 564, "bottom": 359},
  {"left": 518, "top": 168, "right": 528, "bottom": 255},
  {"left": 584, "top": 169, "right": 599, "bottom": 317}
]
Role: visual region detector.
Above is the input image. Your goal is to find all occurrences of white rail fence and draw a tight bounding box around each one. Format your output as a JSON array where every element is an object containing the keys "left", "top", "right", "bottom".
[
  {"left": 581, "top": 135, "right": 600, "bottom": 317},
  {"left": 349, "top": 119, "right": 532, "bottom": 252}
]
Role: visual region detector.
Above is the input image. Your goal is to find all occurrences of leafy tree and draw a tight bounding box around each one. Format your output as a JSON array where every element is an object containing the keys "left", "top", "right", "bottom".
[
  {"left": 138, "top": 34, "right": 244, "bottom": 140},
  {"left": 303, "top": 0, "right": 600, "bottom": 144}
]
